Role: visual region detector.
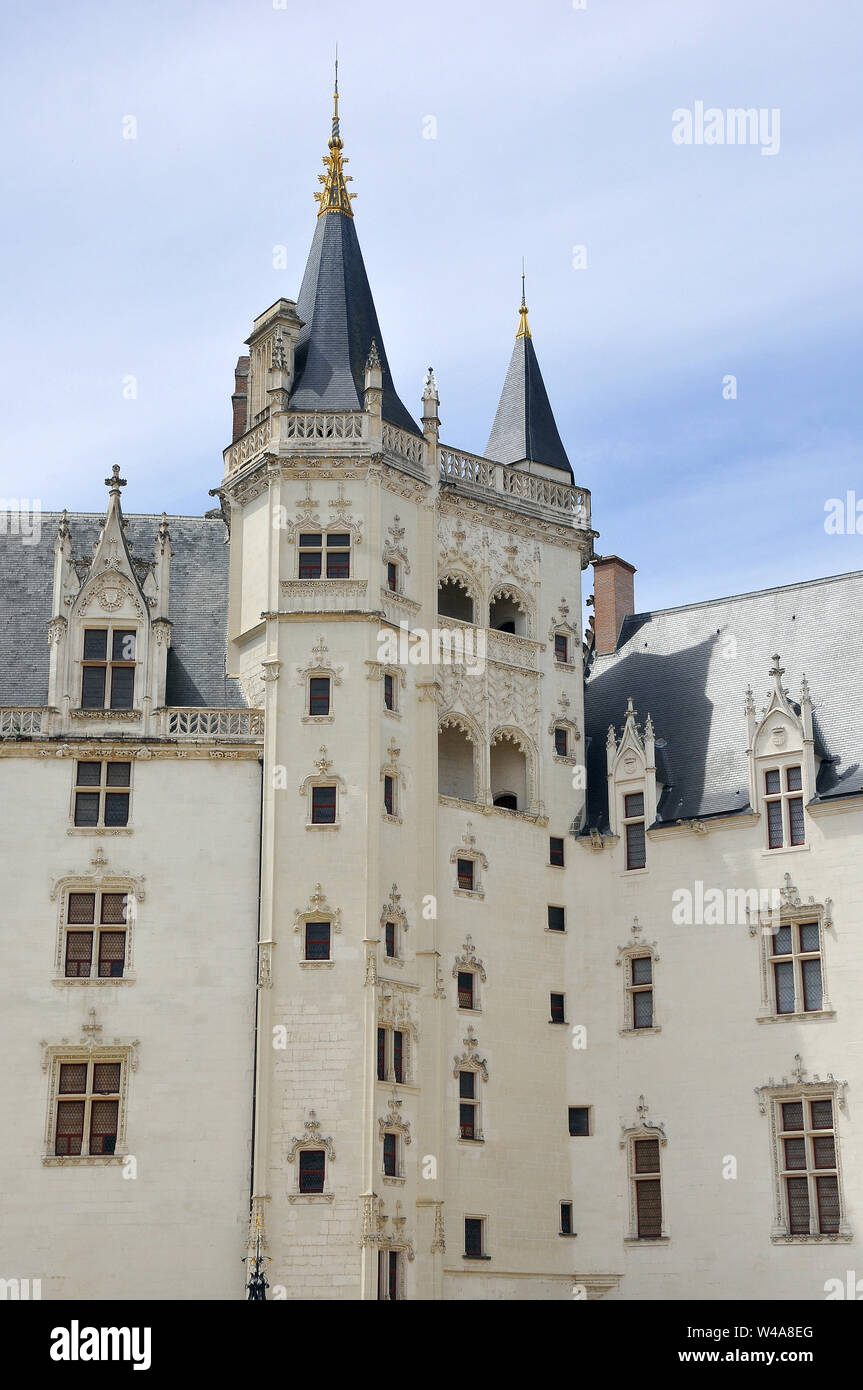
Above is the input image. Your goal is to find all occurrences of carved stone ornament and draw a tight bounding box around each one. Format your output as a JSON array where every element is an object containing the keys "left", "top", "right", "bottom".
[
  {"left": 452, "top": 1026, "right": 488, "bottom": 1082},
  {"left": 452, "top": 934, "right": 487, "bottom": 983},
  {"left": 293, "top": 883, "right": 343, "bottom": 935}
]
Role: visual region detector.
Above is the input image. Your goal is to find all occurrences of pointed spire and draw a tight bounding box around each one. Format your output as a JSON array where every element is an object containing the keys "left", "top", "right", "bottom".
[
  {"left": 290, "top": 58, "right": 420, "bottom": 435},
  {"left": 485, "top": 279, "right": 573, "bottom": 477},
  {"left": 314, "top": 52, "right": 355, "bottom": 218},
  {"left": 516, "top": 263, "right": 531, "bottom": 340}
]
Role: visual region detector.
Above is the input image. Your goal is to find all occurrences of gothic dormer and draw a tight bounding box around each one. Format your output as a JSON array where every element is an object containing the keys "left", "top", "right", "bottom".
[
  {"left": 48, "top": 470, "right": 172, "bottom": 728},
  {"left": 746, "top": 656, "right": 816, "bottom": 851},
  {"left": 606, "top": 697, "right": 658, "bottom": 869}
]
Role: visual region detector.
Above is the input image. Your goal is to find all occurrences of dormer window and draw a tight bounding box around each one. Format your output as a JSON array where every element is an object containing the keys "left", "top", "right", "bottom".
[
  {"left": 765, "top": 767, "right": 805, "bottom": 849},
  {"left": 81, "top": 629, "right": 136, "bottom": 710},
  {"left": 299, "top": 532, "right": 351, "bottom": 580},
  {"left": 623, "top": 792, "right": 646, "bottom": 870}
]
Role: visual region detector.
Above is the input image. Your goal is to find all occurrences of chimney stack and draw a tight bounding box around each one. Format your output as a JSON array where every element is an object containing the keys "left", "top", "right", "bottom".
[
  {"left": 231, "top": 356, "right": 250, "bottom": 442},
  {"left": 591, "top": 556, "right": 636, "bottom": 655}
]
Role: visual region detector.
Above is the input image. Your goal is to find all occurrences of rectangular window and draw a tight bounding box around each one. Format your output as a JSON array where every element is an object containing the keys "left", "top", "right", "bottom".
[
  {"left": 457, "top": 858, "right": 474, "bottom": 891},
  {"left": 554, "top": 634, "right": 569, "bottom": 664},
  {"left": 383, "top": 775, "right": 396, "bottom": 817},
  {"left": 633, "top": 1138, "right": 662, "bottom": 1238},
  {"left": 549, "top": 836, "right": 565, "bottom": 867},
  {"left": 298, "top": 534, "right": 322, "bottom": 579},
  {"left": 384, "top": 920, "right": 397, "bottom": 959},
  {"left": 457, "top": 971, "right": 474, "bottom": 1010},
  {"left": 628, "top": 954, "right": 654, "bottom": 1029},
  {"left": 377, "top": 1027, "right": 387, "bottom": 1082},
  {"left": 764, "top": 766, "right": 805, "bottom": 849},
  {"left": 560, "top": 1202, "right": 573, "bottom": 1236},
  {"left": 623, "top": 792, "right": 646, "bottom": 870},
  {"left": 377, "top": 1027, "right": 406, "bottom": 1085},
  {"left": 387, "top": 562, "right": 398, "bottom": 592},
  {"left": 311, "top": 785, "right": 336, "bottom": 824},
  {"left": 326, "top": 533, "right": 351, "bottom": 579},
  {"left": 305, "top": 921, "right": 331, "bottom": 961},
  {"left": 464, "top": 1217, "right": 484, "bottom": 1257},
  {"left": 81, "top": 628, "right": 136, "bottom": 710},
  {"left": 74, "top": 761, "right": 131, "bottom": 828},
  {"left": 383, "top": 1131, "right": 398, "bottom": 1178},
  {"left": 64, "top": 890, "right": 128, "bottom": 980},
  {"left": 378, "top": 1249, "right": 401, "bottom": 1301},
  {"left": 550, "top": 992, "right": 566, "bottom": 1024},
  {"left": 54, "top": 1058, "right": 122, "bottom": 1157},
  {"left": 568, "top": 1106, "right": 590, "bottom": 1137},
  {"left": 547, "top": 905, "right": 566, "bottom": 932},
  {"left": 554, "top": 727, "right": 568, "bottom": 757},
  {"left": 384, "top": 673, "right": 395, "bottom": 711},
  {"left": 309, "top": 676, "right": 331, "bottom": 716},
  {"left": 769, "top": 921, "right": 823, "bottom": 1015},
  {"left": 298, "top": 1149, "right": 325, "bottom": 1194},
  {"left": 778, "top": 1097, "right": 841, "bottom": 1236},
  {"left": 459, "top": 1071, "right": 479, "bottom": 1140}
]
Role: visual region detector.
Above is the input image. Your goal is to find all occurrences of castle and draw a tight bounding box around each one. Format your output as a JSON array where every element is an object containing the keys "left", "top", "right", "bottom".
[{"left": 1, "top": 75, "right": 861, "bottom": 1302}]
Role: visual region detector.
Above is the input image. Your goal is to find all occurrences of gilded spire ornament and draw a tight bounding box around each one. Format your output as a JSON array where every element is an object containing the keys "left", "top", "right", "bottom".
[
  {"left": 314, "top": 53, "right": 356, "bottom": 218},
  {"left": 516, "top": 264, "right": 532, "bottom": 339}
]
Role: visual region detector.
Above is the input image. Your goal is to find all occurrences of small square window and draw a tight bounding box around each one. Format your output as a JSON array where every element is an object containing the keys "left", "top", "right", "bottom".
[
  {"left": 305, "top": 921, "right": 331, "bottom": 961},
  {"left": 298, "top": 1149, "right": 326, "bottom": 1194},
  {"left": 311, "top": 785, "right": 337, "bottom": 824},
  {"left": 309, "top": 677, "right": 331, "bottom": 716},
  {"left": 464, "top": 1217, "right": 485, "bottom": 1257},
  {"left": 547, "top": 905, "right": 566, "bottom": 932},
  {"left": 550, "top": 993, "right": 566, "bottom": 1024},
  {"left": 549, "top": 836, "right": 565, "bottom": 867},
  {"left": 457, "top": 858, "right": 474, "bottom": 891},
  {"left": 568, "top": 1106, "right": 590, "bottom": 1137}
]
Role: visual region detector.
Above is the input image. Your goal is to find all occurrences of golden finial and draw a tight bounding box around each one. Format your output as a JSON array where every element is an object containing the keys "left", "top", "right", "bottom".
[
  {"left": 314, "top": 48, "right": 356, "bottom": 218},
  {"left": 516, "top": 261, "right": 532, "bottom": 339}
]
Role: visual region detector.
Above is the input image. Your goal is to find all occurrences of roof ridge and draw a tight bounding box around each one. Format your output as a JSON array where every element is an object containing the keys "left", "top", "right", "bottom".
[{"left": 620, "top": 568, "right": 863, "bottom": 623}]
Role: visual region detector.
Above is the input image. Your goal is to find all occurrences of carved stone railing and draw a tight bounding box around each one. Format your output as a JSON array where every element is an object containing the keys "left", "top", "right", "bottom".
[
  {"left": 435, "top": 616, "right": 539, "bottom": 671},
  {"left": 160, "top": 708, "right": 264, "bottom": 739},
  {"left": 438, "top": 445, "right": 591, "bottom": 529},
  {"left": 382, "top": 422, "right": 426, "bottom": 467},
  {"left": 0, "top": 707, "right": 52, "bottom": 737},
  {"left": 223, "top": 418, "right": 275, "bottom": 475},
  {"left": 282, "top": 411, "right": 365, "bottom": 444}
]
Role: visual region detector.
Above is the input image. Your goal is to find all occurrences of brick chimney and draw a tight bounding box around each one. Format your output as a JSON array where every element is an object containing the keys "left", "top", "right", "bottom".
[
  {"left": 231, "top": 356, "right": 250, "bottom": 442},
  {"left": 591, "top": 556, "right": 636, "bottom": 655}
]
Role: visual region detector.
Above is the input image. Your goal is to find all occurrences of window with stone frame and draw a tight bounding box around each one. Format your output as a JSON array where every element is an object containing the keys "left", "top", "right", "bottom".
[
  {"left": 623, "top": 791, "right": 646, "bottom": 870},
  {"left": 311, "top": 784, "right": 337, "bottom": 824},
  {"left": 73, "top": 760, "right": 131, "bottom": 828},
  {"left": 304, "top": 920, "right": 331, "bottom": 962},
  {"left": 298, "top": 531, "right": 351, "bottom": 579},
  {"left": 80, "top": 627, "right": 137, "bottom": 710},
  {"left": 769, "top": 920, "right": 823, "bottom": 1015},
  {"left": 298, "top": 1149, "right": 326, "bottom": 1194},
  {"left": 377, "top": 1027, "right": 407, "bottom": 1085},
  {"left": 631, "top": 1136, "right": 663, "bottom": 1239},
  {"left": 756, "top": 1083, "right": 851, "bottom": 1242},
  {"left": 463, "top": 1216, "right": 487, "bottom": 1258},
  {"left": 764, "top": 765, "right": 806, "bottom": 849},
  {"left": 63, "top": 889, "right": 130, "bottom": 979},
  {"left": 625, "top": 953, "right": 654, "bottom": 1029},
  {"left": 308, "top": 675, "right": 331, "bottom": 717},
  {"left": 44, "top": 1048, "right": 133, "bottom": 1161},
  {"left": 459, "top": 1069, "right": 481, "bottom": 1140},
  {"left": 377, "top": 1248, "right": 403, "bottom": 1301},
  {"left": 549, "top": 836, "right": 565, "bottom": 867}
]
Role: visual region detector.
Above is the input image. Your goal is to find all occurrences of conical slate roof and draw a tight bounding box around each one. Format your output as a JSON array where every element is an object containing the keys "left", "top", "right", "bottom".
[
  {"left": 288, "top": 72, "right": 420, "bottom": 436},
  {"left": 485, "top": 295, "right": 572, "bottom": 476}
]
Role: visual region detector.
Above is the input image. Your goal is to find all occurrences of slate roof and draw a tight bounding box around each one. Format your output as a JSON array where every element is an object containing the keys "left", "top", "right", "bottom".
[
  {"left": 289, "top": 208, "right": 421, "bottom": 437},
  {"left": 0, "top": 513, "right": 246, "bottom": 709},
  {"left": 486, "top": 332, "right": 573, "bottom": 477},
  {"left": 582, "top": 569, "right": 863, "bottom": 832}
]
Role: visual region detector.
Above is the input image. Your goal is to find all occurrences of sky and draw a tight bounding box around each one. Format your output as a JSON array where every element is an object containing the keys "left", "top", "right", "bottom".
[{"left": 1, "top": 0, "right": 861, "bottom": 614}]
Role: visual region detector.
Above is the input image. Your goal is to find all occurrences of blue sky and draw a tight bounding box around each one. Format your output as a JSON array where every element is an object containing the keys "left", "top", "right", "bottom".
[{"left": 1, "top": 0, "right": 861, "bottom": 613}]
